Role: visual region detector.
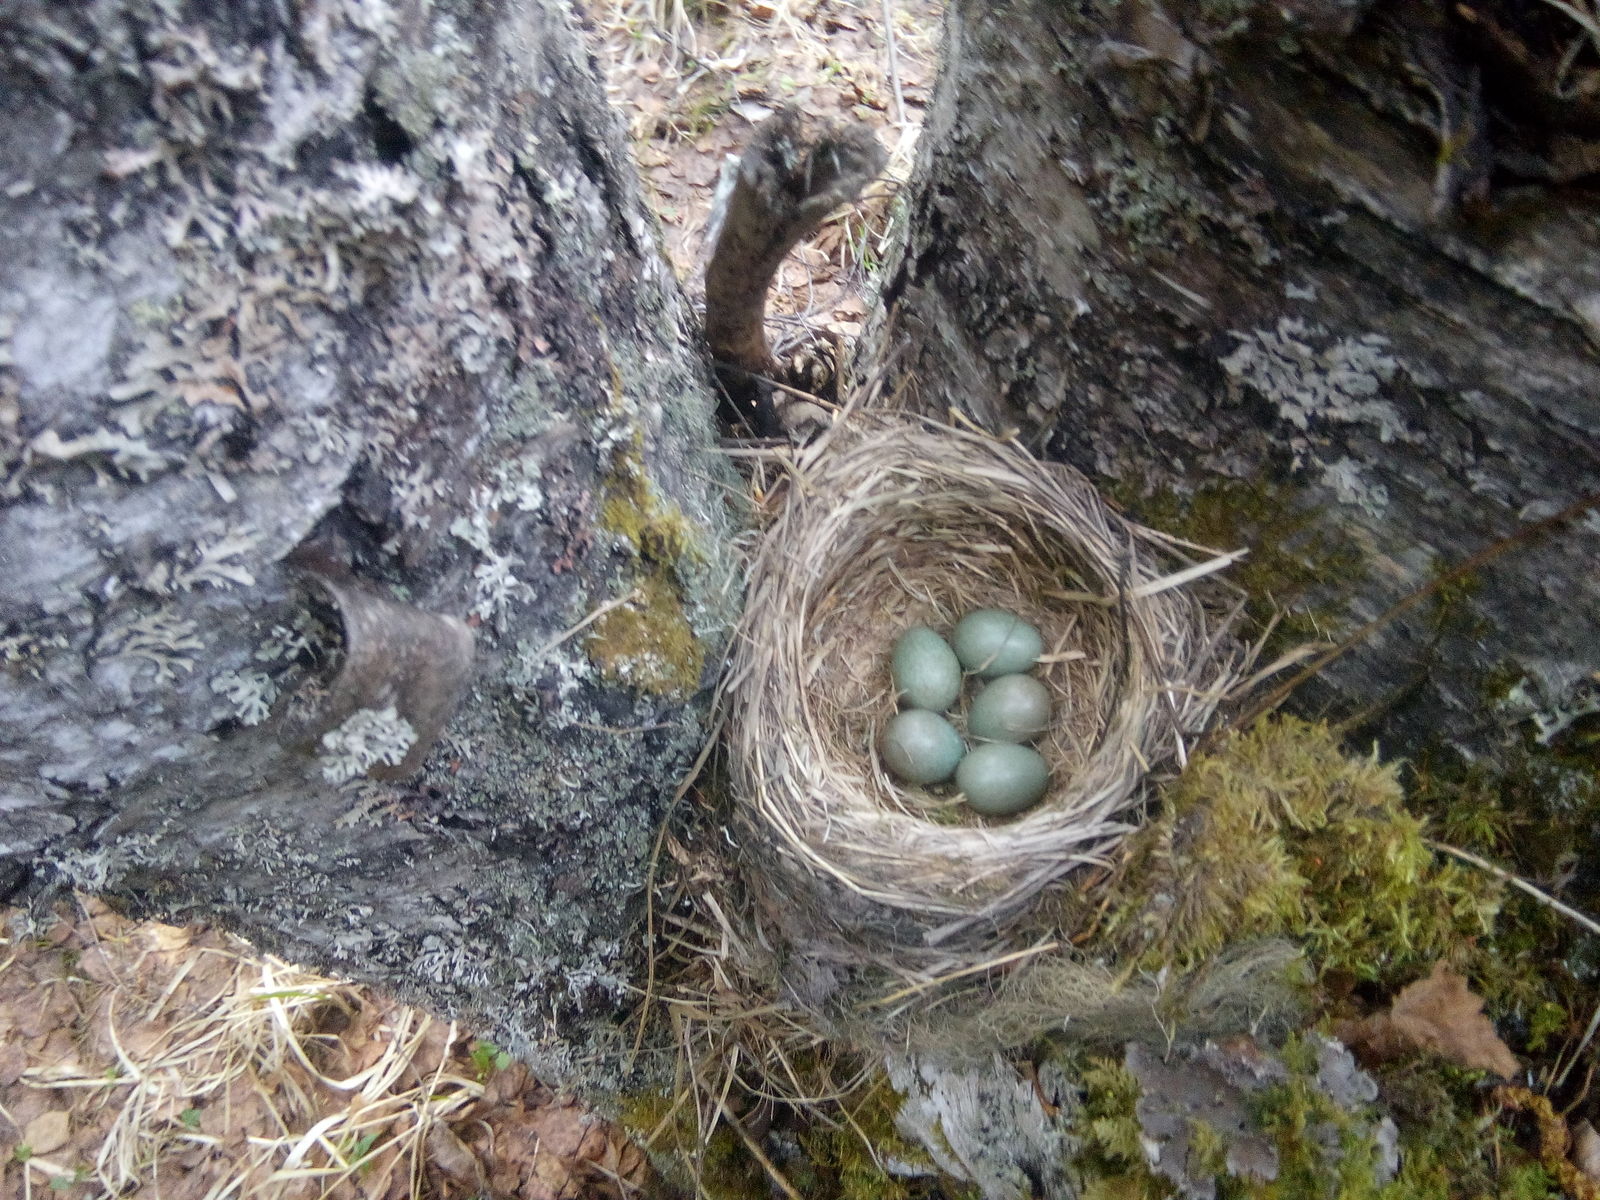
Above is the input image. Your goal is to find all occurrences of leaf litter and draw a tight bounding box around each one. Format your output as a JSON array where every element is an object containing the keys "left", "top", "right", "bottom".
[{"left": 0, "top": 897, "right": 651, "bottom": 1199}]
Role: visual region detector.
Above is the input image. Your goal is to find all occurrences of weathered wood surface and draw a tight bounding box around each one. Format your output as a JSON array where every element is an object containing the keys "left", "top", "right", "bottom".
[
  {"left": 0, "top": 0, "right": 741, "bottom": 1082},
  {"left": 881, "top": 0, "right": 1600, "bottom": 753}
]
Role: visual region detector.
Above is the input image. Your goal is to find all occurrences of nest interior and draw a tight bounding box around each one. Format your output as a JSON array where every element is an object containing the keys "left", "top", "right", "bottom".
[{"left": 725, "top": 415, "right": 1242, "bottom": 959}]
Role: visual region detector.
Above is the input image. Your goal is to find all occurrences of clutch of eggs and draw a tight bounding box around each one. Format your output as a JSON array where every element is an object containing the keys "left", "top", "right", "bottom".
[{"left": 880, "top": 612, "right": 1052, "bottom": 815}]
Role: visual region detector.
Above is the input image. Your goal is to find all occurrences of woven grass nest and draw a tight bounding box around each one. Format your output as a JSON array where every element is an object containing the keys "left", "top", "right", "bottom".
[{"left": 724, "top": 413, "right": 1245, "bottom": 960}]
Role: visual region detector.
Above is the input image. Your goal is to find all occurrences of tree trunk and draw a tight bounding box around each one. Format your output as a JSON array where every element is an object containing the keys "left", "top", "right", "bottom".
[
  {"left": 881, "top": 0, "right": 1600, "bottom": 755},
  {"left": 0, "top": 0, "right": 741, "bottom": 1085}
]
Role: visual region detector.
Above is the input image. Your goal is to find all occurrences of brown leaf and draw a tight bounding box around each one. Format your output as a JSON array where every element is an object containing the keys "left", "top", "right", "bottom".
[
  {"left": 23, "top": 1110, "right": 71, "bottom": 1155},
  {"left": 1575, "top": 1119, "right": 1600, "bottom": 1184},
  {"left": 426, "top": 1122, "right": 487, "bottom": 1192},
  {"left": 1337, "top": 962, "right": 1519, "bottom": 1078}
]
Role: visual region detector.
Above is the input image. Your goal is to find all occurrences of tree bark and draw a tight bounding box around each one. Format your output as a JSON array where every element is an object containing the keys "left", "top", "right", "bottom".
[
  {"left": 0, "top": 0, "right": 741, "bottom": 1085},
  {"left": 881, "top": 0, "right": 1600, "bottom": 755}
]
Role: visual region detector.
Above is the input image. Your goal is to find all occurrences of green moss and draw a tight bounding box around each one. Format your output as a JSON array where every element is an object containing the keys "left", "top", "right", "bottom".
[
  {"left": 618, "top": 1091, "right": 766, "bottom": 1200},
  {"left": 1068, "top": 1036, "right": 1560, "bottom": 1199},
  {"left": 621, "top": 1067, "right": 941, "bottom": 1200},
  {"left": 585, "top": 436, "right": 708, "bottom": 696},
  {"left": 1105, "top": 717, "right": 1501, "bottom": 988},
  {"left": 1074, "top": 1058, "right": 1152, "bottom": 1182},
  {"left": 1246, "top": 1040, "right": 1395, "bottom": 1200},
  {"left": 1112, "top": 477, "right": 1367, "bottom": 656},
  {"left": 797, "top": 1073, "right": 932, "bottom": 1200},
  {"left": 586, "top": 573, "right": 705, "bottom": 697}
]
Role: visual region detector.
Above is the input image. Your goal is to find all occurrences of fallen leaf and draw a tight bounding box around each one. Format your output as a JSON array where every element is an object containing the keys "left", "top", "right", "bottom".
[
  {"left": 23, "top": 1110, "right": 71, "bottom": 1155},
  {"left": 427, "top": 1122, "right": 487, "bottom": 1191},
  {"left": 1576, "top": 1119, "right": 1600, "bottom": 1184},
  {"left": 1337, "top": 962, "right": 1519, "bottom": 1078}
]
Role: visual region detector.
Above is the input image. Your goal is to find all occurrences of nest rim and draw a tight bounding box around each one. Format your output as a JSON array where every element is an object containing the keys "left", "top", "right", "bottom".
[{"left": 724, "top": 412, "right": 1244, "bottom": 949}]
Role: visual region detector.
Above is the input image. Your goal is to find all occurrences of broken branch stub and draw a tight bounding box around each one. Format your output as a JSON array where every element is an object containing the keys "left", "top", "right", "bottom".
[
  {"left": 277, "top": 570, "right": 476, "bottom": 780},
  {"left": 704, "top": 107, "right": 885, "bottom": 433}
]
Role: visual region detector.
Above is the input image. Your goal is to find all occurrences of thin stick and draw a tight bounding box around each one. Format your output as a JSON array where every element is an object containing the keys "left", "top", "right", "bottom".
[
  {"left": 1426, "top": 840, "right": 1600, "bottom": 938},
  {"left": 526, "top": 588, "right": 640, "bottom": 662},
  {"left": 1432, "top": 836, "right": 1600, "bottom": 1094},
  {"left": 722, "top": 1109, "right": 803, "bottom": 1200},
  {"left": 879, "top": 0, "right": 907, "bottom": 125},
  {"left": 1557, "top": 1003, "right": 1600, "bottom": 1094},
  {"left": 866, "top": 941, "right": 1062, "bottom": 1008}
]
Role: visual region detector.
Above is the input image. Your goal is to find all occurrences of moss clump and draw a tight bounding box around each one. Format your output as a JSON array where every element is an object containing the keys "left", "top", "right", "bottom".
[
  {"left": 1070, "top": 1036, "right": 1563, "bottom": 1199},
  {"left": 1113, "top": 477, "right": 1367, "bottom": 655},
  {"left": 1106, "top": 716, "right": 1501, "bottom": 988},
  {"left": 586, "top": 572, "right": 705, "bottom": 697},
  {"left": 617, "top": 1091, "right": 766, "bottom": 1200},
  {"left": 1073, "top": 1057, "right": 1157, "bottom": 1192},
  {"left": 585, "top": 437, "right": 708, "bottom": 696},
  {"left": 793, "top": 1073, "right": 936, "bottom": 1200}
]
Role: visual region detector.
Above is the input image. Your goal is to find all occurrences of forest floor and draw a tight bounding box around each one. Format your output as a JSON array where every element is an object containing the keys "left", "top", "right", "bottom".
[{"left": 0, "top": 2, "right": 940, "bottom": 1198}]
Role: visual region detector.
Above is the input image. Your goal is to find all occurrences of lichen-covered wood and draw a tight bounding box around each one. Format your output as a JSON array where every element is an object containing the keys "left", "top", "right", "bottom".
[
  {"left": 880, "top": 0, "right": 1600, "bottom": 754},
  {"left": 0, "top": 0, "right": 742, "bottom": 1084}
]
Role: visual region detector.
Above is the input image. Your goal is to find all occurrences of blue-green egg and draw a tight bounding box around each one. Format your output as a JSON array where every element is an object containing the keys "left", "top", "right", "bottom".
[
  {"left": 891, "top": 626, "right": 962, "bottom": 711},
  {"left": 957, "top": 743, "right": 1050, "bottom": 816},
  {"left": 968, "top": 674, "right": 1052, "bottom": 743},
  {"left": 881, "top": 710, "right": 965, "bottom": 785},
  {"left": 952, "top": 609, "right": 1043, "bottom": 678}
]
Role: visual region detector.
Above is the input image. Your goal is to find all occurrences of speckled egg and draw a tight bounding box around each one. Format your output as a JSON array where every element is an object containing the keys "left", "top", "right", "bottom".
[
  {"left": 891, "top": 626, "right": 962, "bottom": 712},
  {"left": 952, "top": 609, "right": 1043, "bottom": 678},
  {"left": 957, "top": 743, "right": 1050, "bottom": 816},
  {"left": 880, "top": 710, "right": 965, "bottom": 786},
  {"left": 968, "top": 674, "right": 1052, "bottom": 743}
]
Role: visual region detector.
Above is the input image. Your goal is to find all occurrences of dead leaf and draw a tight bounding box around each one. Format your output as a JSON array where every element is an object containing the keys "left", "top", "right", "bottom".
[
  {"left": 1337, "top": 962, "right": 1519, "bottom": 1078},
  {"left": 1576, "top": 1119, "right": 1600, "bottom": 1184},
  {"left": 427, "top": 1122, "right": 487, "bottom": 1192},
  {"left": 23, "top": 1110, "right": 71, "bottom": 1155}
]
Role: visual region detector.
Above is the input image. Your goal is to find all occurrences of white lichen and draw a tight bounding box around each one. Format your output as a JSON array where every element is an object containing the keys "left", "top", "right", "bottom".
[
  {"left": 28, "top": 427, "right": 169, "bottom": 480},
  {"left": 389, "top": 458, "right": 446, "bottom": 530},
  {"left": 96, "top": 611, "right": 206, "bottom": 683},
  {"left": 489, "top": 454, "right": 545, "bottom": 515},
  {"left": 210, "top": 668, "right": 278, "bottom": 725},
  {"left": 319, "top": 705, "right": 417, "bottom": 783},
  {"left": 0, "top": 631, "right": 71, "bottom": 677},
  {"left": 143, "top": 529, "right": 263, "bottom": 594},
  {"left": 1501, "top": 671, "right": 1600, "bottom": 746},
  {"left": 471, "top": 549, "right": 536, "bottom": 631},
  {"left": 448, "top": 491, "right": 497, "bottom": 554},
  {"left": 1220, "top": 318, "right": 1406, "bottom": 444},
  {"left": 255, "top": 619, "right": 314, "bottom": 664},
  {"left": 1319, "top": 457, "right": 1390, "bottom": 518},
  {"left": 334, "top": 161, "right": 421, "bottom": 211}
]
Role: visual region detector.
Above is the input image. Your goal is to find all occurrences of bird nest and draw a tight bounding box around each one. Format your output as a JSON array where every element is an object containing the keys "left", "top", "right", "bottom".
[{"left": 723, "top": 413, "right": 1245, "bottom": 961}]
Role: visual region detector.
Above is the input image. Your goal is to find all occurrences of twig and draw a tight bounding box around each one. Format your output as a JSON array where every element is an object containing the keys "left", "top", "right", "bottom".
[
  {"left": 525, "top": 588, "right": 640, "bottom": 663},
  {"left": 866, "top": 940, "right": 1062, "bottom": 1008},
  {"left": 880, "top": 0, "right": 907, "bottom": 125},
  {"left": 1426, "top": 839, "right": 1600, "bottom": 939},
  {"left": 1431, "top": 835, "right": 1600, "bottom": 1094},
  {"left": 628, "top": 705, "right": 727, "bottom": 1070},
  {"left": 720, "top": 1107, "right": 803, "bottom": 1200},
  {"left": 1559, "top": 1004, "right": 1600, "bottom": 1095}
]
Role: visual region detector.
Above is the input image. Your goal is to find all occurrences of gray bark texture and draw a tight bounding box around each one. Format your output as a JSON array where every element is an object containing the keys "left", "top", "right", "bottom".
[
  {"left": 0, "top": 0, "right": 742, "bottom": 1084},
  {"left": 881, "top": 0, "right": 1600, "bottom": 753}
]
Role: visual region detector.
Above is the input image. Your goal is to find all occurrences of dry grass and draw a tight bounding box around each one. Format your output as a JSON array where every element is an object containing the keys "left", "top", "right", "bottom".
[
  {"left": 0, "top": 899, "right": 649, "bottom": 1200},
  {"left": 721, "top": 409, "right": 1247, "bottom": 967}
]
